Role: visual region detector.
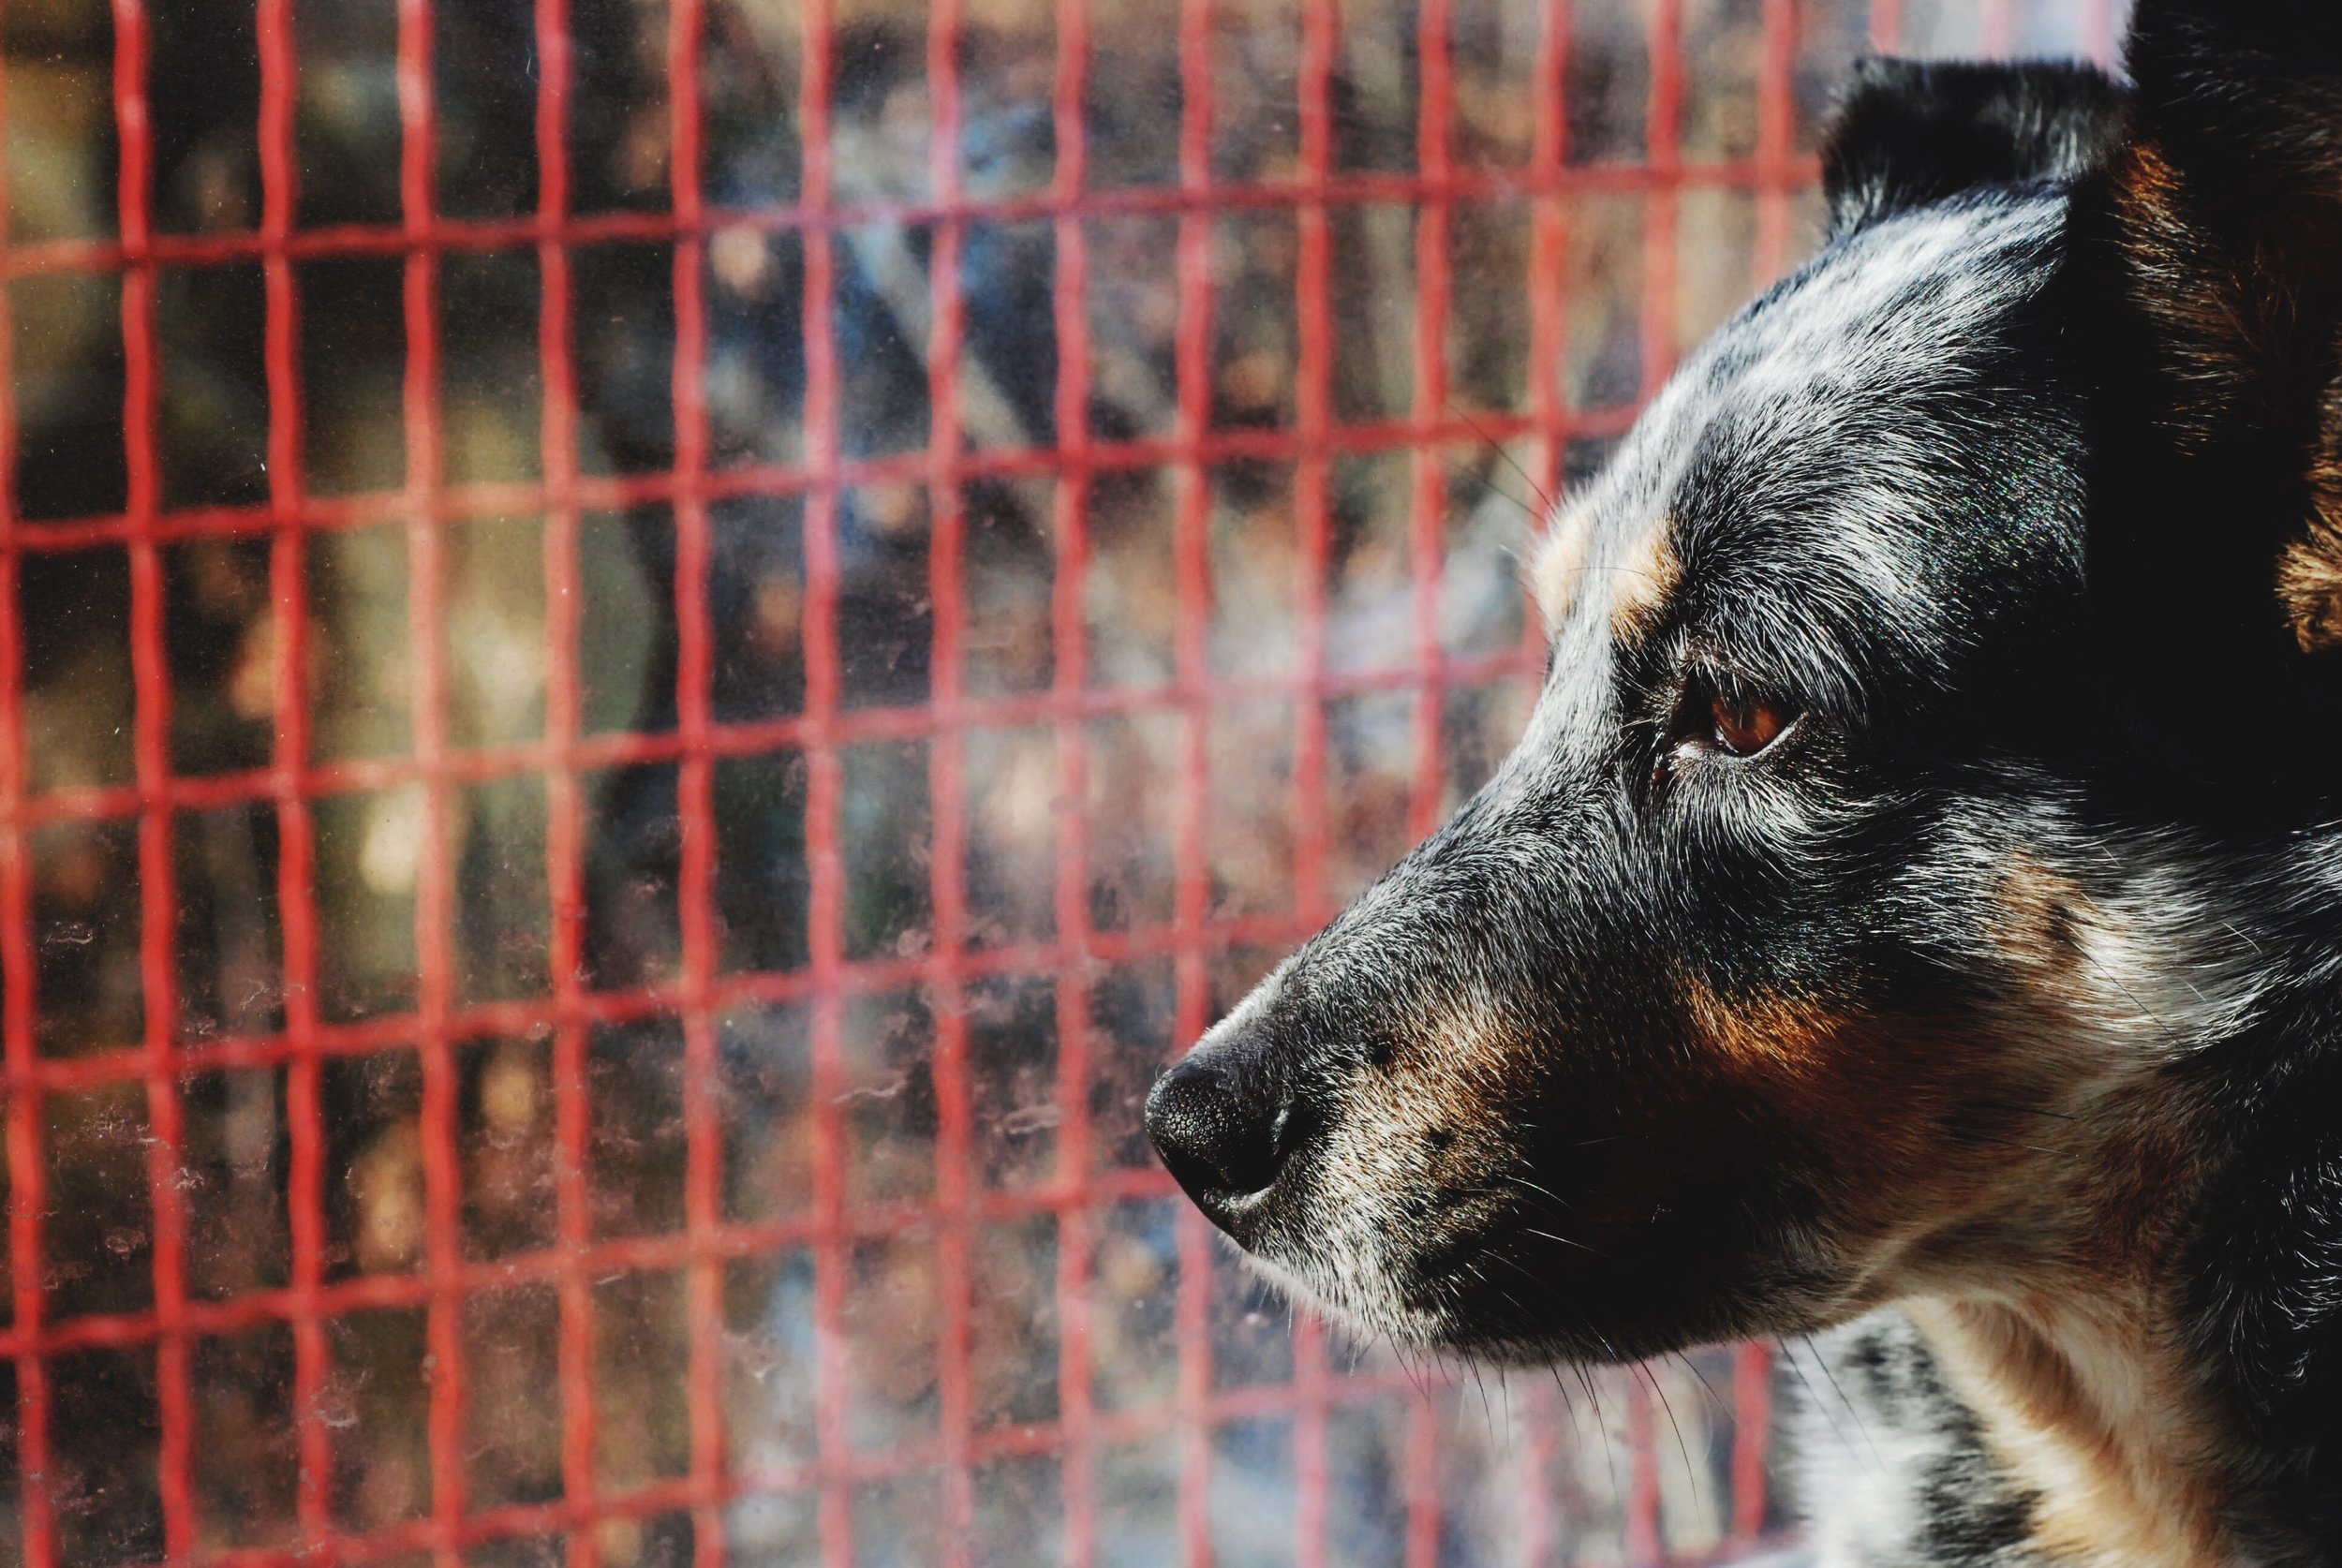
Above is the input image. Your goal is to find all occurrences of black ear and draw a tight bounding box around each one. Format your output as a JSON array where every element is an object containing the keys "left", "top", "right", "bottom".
[
  {"left": 2098, "top": 0, "right": 2342, "bottom": 654},
  {"left": 1822, "top": 58, "right": 2127, "bottom": 239}
]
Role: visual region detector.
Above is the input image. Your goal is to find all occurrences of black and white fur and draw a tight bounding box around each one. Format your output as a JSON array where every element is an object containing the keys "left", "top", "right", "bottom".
[{"left": 1146, "top": 3, "right": 2342, "bottom": 1562}]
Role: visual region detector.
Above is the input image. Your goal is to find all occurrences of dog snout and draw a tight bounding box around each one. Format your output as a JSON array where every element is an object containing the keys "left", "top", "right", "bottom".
[{"left": 1145, "top": 1043, "right": 1300, "bottom": 1237}]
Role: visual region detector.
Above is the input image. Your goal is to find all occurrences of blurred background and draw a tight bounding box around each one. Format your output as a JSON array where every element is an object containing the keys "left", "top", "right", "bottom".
[{"left": 1, "top": 0, "right": 2125, "bottom": 1563}]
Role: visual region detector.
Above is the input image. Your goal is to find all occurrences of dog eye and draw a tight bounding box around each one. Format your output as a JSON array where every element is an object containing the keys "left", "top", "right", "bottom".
[{"left": 1709, "top": 691, "right": 1788, "bottom": 756}]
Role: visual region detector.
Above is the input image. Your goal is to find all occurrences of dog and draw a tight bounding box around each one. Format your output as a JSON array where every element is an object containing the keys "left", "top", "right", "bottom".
[{"left": 1145, "top": 3, "right": 2342, "bottom": 1562}]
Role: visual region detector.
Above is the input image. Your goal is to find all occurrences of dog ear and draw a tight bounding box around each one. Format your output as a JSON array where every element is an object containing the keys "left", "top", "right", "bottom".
[
  {"left": 2100, "top": 0, "right": 2342, "bottom": 654},
  {"left": 1822, "top": 58, "right": 2127, "bottom": 239}
]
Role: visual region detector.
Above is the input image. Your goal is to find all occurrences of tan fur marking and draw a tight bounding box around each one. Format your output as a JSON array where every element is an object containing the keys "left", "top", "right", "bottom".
[
  {"left": 1608, "top": 523, "right": 1681, "bottom": 638},
  {"left": 1683, "top": 918, "right": 2227, "bottom": 1492},
  {"left": 1674, "top": 981, "right": 2064, "bottom": 1271},
  {"left": 2284, "top": 429, "right": 2342, "bottom": 652},
  {"left": 2279, "top": 531, "right": 2342, "bottom": 652},
  {"left": 1682, "top": 982, "right": 1835, "bottom": 1072},
  {"left": 1908, "top": 1295, "right": 2231, "bottom": 1568},
  {"left": 1989, "top": 852, "right": 2090, "bottom": 976},
  {"left": 2298, "top": 375, "right": 2342, "bottom": 652},
  {"left": 1530, "top": 510, "right": 1594, "bottom": 628},
  {"left": 1865, "top": 859, "right": 2236, "bottom": 1564},
  {"left": 2109, "top": 140, "right": 2258, "bottom": 451},
  {"left": 1751, "top": 993, "right": 2229, "bottom": 1568}
]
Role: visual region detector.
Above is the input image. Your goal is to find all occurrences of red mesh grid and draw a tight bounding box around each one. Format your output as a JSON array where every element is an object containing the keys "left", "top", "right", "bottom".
[{"left": 0, "top": 1, "right": 2125, "bottom": 1563}]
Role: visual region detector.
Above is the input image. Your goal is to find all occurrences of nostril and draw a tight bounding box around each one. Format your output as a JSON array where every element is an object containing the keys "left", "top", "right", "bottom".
[{"left": 1145, "top": 1056, "right": 1291, "bottom": 1220}]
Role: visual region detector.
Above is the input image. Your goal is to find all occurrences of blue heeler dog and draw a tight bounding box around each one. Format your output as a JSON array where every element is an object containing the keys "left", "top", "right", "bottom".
[{"left": 1147, "top": 3, "right": 2342, "bottom": 1561}]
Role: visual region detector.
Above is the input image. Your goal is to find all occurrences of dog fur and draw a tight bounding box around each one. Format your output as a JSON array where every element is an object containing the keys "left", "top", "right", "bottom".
[{"left": 1144, "top": 3, "right": 2342, "bottom": 1562}]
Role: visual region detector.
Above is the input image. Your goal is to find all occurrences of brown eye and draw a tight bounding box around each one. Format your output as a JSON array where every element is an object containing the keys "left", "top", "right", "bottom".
[{"left": 1710, "top": 691, "right": 1787, "bottom": 756}]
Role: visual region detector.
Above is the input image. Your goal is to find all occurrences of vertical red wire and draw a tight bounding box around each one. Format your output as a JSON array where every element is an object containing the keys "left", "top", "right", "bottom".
[
  {"left": 1870, "top": 0, "right": 1904, "bottom": 53},
  {"left": 1401, "top": 1381, "right": 1441, "bottom": 1568},
  {"left": 1288, "top": 0, "right": 1337, "bottom": 1558},
  {"left": 1519, "top": 7, "right": 1574, "bottom": 1560},
  {"left": 1738, "top": 0, "right": 1799, "bottom": 1546},
  {"left": 395, "top": 2, "right": 469, "bottom": 1559},
  {"left": 666, "top": 0, "right": 730, "bottom": 1560},
  {"left": 1291, "top": 0, "right": 1335, "bottom": 943},
  {"left": 1516, "top": 1378, "right": 1561, "bottom": 1568},
  {"left": 111, "top": 1, "right": 200, "bottom": 1556},
  {"left": 254, "top": 0, "right": 334, "bottom": 1550},
  {"left": 1982, "top": 0, "right": 2015, "bottom": 55},
  {"left": 1407, "top": 0, "right": 1455, "bottom": 846},
  {"left": 1529, "top": 0, "right": 1571, "bottom": 510},
  {"left": 1752, "top": 0, "right": 1798, "bottom": 290},
  {"left": 534, "top": 0, "right": 604, "bottom": 1562},
  {"left": 1639, "top": 0, "right": 1683, "bottom": 405},
  {"left": 795, "top": 0, "right": 856, "bottom": 1560},
  {"left": 0, "top": 36, "right": 55, "bottom": 1568},
  {"left": 923, "top": 0, "right": 980, "bottom": 1559},
  {"left": 1729, "top": 1342, "right": 1774, "bottom": 1547},
  {"left": 1047, "top": 1, "right": 1100, "bottom": 1561},
  {"left": 1631, "top": 2, "right": 1685, "bottom": 1556},
  {"left": 1625, "top": 1376, "right": 1661, "bottom": 1564},
  {"left": 1171, "top": 0, "right": 1219, "bottom": 1559},
  {"left": 2088, "top": 0, "right": 2123, "bottom": 66},
  {"left": 1402, "top": 3, "right": 1458, "bottom": 1556}
]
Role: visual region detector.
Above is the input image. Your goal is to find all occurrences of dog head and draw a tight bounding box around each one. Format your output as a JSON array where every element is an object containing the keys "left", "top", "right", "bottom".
[{"left": 1148, "top": 0, "right": 2342, "bottom": 1364}]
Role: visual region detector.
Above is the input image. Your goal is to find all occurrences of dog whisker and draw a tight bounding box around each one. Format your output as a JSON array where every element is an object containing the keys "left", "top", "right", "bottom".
[
  {"left": 1776, "top": 1335, "right": 1881, "bottom": 1477},
  {"left": 1449, "top": 397, "right": 1558, "bottom": 518},
  {"left": 1569, "top": 1361, "right": 1623, "bottom": 1513},
  {"left": 1519, "top": 1225, "right": 1610, "bottom": 1259},
  {"left": 1802, "top": 1333, "right": 1887, "bottom": 1474},
  {"left": 1670, "top": 1349, "right": 1731, "bottom": 1422},
  {"left": 1499, "top": 1172, "right": 1585, "bottom": 1215},
  {"left": 1638, "top": 1360, "right": 1705, "bottom": 1521}
]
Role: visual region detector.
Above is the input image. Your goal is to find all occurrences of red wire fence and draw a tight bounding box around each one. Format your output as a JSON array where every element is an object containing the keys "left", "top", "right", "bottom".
[{"left": 0, "top": 0, "right": 2120, "bottom": 1563}]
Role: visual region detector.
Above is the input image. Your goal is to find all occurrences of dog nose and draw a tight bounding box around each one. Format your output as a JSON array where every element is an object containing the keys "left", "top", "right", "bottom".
[{"left": 1146, "top": 1051, "right": 1294, "bottom": 1233}]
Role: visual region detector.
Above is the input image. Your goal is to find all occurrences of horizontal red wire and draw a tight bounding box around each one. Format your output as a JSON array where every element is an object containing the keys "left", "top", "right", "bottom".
[
  {"left": 0, "top": 158, "right": 1816, "bottom": 282},
  {"left": 173, "top": 1367, "right": 1433, "bottom": 1568},
  {"left": 0, "top": 1161, "right": 1186, "bottom": 1361},
  {"left": 0, "top": 897, "right": 1386, "bottom": 1098},
  {"left": 1, "top": 402, "right": 1638, "bottom": 556},
  {"left": 6, "top": 643, "right": 1543, "bottom": 830}
]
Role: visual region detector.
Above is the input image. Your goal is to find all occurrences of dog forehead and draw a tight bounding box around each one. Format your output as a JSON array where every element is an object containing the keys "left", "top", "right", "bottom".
[{"left": 1534, "top": 192, "right": 2070, "bottom": 641}]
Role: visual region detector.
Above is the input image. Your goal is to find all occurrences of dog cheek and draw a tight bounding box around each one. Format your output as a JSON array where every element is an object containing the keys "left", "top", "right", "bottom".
[{"left": 1676, "top": 983, "right": 2053, "bottom": 1265}]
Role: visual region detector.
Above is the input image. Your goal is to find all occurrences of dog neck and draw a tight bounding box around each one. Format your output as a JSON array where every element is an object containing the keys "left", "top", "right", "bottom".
[
  {"left": 1893, "top": 1045, "right": 2241, "bottom": 1566},
  {"left": 1905, "top": 1287, "right": 2235, "bottom": 1567},
  {"left": 1875, "top": 843, "right": 2309, "bottom": 1563}
]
